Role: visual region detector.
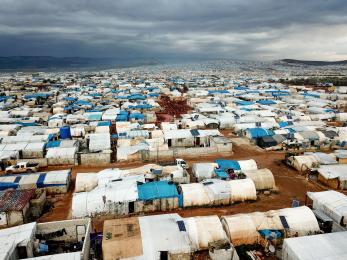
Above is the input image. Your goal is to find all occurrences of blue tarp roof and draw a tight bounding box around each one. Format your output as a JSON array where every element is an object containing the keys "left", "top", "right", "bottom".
[
  {"left": 325, "top": 109, "right": 335, "bottom": 113},
  {"left": 84, "top": 112, "right": 102, "bottom": 121},
  {"left": 190, "top": 129, "right": 200, "bottom": 137},
  {"left": 148, "top": 93, "right": 159, "bottom": 97},
  {"left": 137, "top": 181, "right": 179, "bottom": 201},
  {"left": 116, "top": 114, "right": 128, "bottom": 121},
  {"left": 247, "top": 128, "right": 274, "bottom": 138},
  {"left": 15, "top": 122, "right": 39, "bottom": 127},
  {"left": 257, "top": 100, "right": 277, "bottom": 105},
  {"left": 46, "top": 140, "right": 61, "bottom": 148},
  {"left": 128, "top": 94, "right": 146, "bottom": 100},
  {"left": 129, "top": 104, "right": 153, "bottom": 109},
  {"left": 86, "top": 109, "right": 102, "bottom": 113},
  {"left": 302, "top": 92, "right": 320, "bottom": 98},
  {"left": 97, "top": 121, "right": 111, "bottom": 126},
  {"left": 0, "top": 182, "right": 19, "bottom": 190},
  {"left": 129, "top": 113, "right": 145, "bottom": 120},
  {"left": 0, "top": 172, "right": 69, "bottom": 191},
  {"left": 118, "top": 110, "right": 129, "bottom": 115},
  {"left": 235, "top": 86, "right": 248, "bottom": 90},
  {"left": 269, "top": 90, "right": 290, "bottom": 97},
  {"left": 208, "top": 90, "right": 230, "bottom": 94},
  {"left": 63, "top": 97, "right": 77, "bottom": 101},
  {"left": 88, "top": 93, "right": 102, "bottom": 97},
  {"left": 215, "top": 170, "right": 229, "bottom": 178},
  {"left": 279, "top": 121, "right": 289, "bottom": 128},
  {"left": 235, "top": 100, "right": 254, "bottom": 106},
  {"left": 0, "top": 96, "right": 11, "bottom": 102},
  {"left": 258, "top": 230, "right": 282, "bottom": 239},
  {"left": 24, "top": 93, "right": 50, "bottom": 100},
  {"left": 116, "top": 95, "right": 128, "bottom": 99},
  {"left": 215, "top": 159, "right": 241, "bottom": 171}
]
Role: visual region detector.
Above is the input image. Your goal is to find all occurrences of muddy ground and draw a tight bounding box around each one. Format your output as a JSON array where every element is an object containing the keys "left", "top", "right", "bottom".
[{"left": 37, "top": 135, "right": 326, "bottom": 232}]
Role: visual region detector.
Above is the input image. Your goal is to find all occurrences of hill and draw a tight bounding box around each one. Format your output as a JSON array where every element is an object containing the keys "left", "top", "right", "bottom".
[{"left": 281, "top": 59, "right": 347, "bottom": 66}]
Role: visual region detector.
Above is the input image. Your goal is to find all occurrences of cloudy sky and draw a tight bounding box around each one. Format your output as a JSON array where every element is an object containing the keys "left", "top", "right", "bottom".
[{"left": 1, "top": 0, "right": 347, "bottom": 61}]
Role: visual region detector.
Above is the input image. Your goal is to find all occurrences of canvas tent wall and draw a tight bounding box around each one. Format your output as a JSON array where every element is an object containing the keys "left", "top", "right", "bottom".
[
  {"left": 181, "top": 179, "right": 257, "bottom": 207},
  {"left": 221, "top": 206, "right": 320, "bottom": 246},
  {"left": 184, "top": 215, "right": 229, "bottom": 250},
  {"left": 292, "top": 155, "right": 319, "bottom": 172},
  {"left": 180, "top": 183, "right": 211, "bottom": 207},
  {"left": 243, "top": 168, "right": 276, "bottom": 190},
  {"left": 184, "top": 215, "right": 239, "bottom": 260}
]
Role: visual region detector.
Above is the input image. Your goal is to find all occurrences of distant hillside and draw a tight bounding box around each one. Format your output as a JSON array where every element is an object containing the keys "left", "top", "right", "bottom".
[
  {"left": 0, "top": 56, "right": 159, "bottom": 71},
  {"left": 281, "top": 59, "right": 347, "bottom": 66}
]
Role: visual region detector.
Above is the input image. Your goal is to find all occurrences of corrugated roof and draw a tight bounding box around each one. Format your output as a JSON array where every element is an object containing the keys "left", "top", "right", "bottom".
[{"left": 0, "top": 189, "right": 35, "bottom": 211}]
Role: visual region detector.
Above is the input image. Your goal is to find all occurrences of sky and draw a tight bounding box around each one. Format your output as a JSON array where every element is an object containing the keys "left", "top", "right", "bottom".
[{"left": 0, "top": 0, "right": 347, "bottom": 61}]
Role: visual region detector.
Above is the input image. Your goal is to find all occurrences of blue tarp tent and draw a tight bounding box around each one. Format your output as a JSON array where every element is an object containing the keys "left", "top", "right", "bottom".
[
  {"left": 137, "top": 181, "right": 179, "bottom": 201},
  {"left": 257, "top": 100, "right": 277, "bottom": 105},
  {"left": 235, "top": 100, "right": 254, "bottom": 106},
  {"left": 46, "top": 140, "right": 61, "bottom": 148},
  {"left": 129, "top": 113, "right": 145, "bottom": 120},
  {"left": 84, "top": 112, "right": 102, "bottom": 121},
  {"left": 215, "top": 170, "right": 229, "bottom": 179},
  {"left": 215, "top": 159, "right": 241, "bottom": 171},
  {"left": 279, "top": 121, "right": 289, "bottom": 128},
  {"left": 247, "top": 128, "right": 274, "bottom": 139},
  {"left": 235, "top": 86, "right": 248, "bottom": 90},
  {"left": 97, "top": 121, "right": 112, "bottom": 126}
]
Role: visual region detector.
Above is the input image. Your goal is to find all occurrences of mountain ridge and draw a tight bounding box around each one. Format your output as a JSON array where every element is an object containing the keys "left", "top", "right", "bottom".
[{"left": 281, "top": 59, "right": 347, "bottom": 66}]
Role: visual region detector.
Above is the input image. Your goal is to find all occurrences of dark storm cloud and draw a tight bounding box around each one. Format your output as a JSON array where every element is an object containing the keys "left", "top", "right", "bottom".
[{"left": 0, "top": 0, "right": 347, "bottom": 60}]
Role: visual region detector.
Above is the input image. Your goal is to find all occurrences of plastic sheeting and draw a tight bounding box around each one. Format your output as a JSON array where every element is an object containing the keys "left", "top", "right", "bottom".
[
  {"left": 75, "top": 173, "right": 98, "bottom": 192},
  {"left": 222, "top": 206, "right": 320, "bottom": 246},
  {"left": 227, "top": 178, "right": 257, "bottom": 202},
  {"left": 282, "top": 231, "right": 347, "bottom": 260},
  {"left": 88, "top": 133, "right": 111, "bottom": 152},
  {"left": 307, "top": 190, "right": 347, "bottom": 225},
  {"left": 184, "top": 215, "right": 230, "bottom": 250},
  {"left": 192, "top": 163, "right": 217, "bottom": 181},
  {"left": 182, "top": 179, "right": 257, "bottom": 207},
  {"left": 292, "top": 155, "right": 318, "bottom": 172},
  {"left": 181, "top": 183, "right": 211, "bottom": 207},
  {"left": 0, "top": 222, "right": 36, "bottom": 260},
  {"left": 243, "top": 168, "right": 275, "bottom": 190},
  {"left": 72, "top": 175, "right": 144, "bottom": 218},
  {"left": 139, "top": 214, "right": 192, "bottom": 259}
]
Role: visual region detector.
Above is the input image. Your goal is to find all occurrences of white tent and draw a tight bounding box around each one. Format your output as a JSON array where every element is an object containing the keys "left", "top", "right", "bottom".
[
  {"left": 282, "top": 231, "right": 347, "bottom": 260},
  {"left": 307, "top": 190, "right": 347, "bottom": 226}
]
